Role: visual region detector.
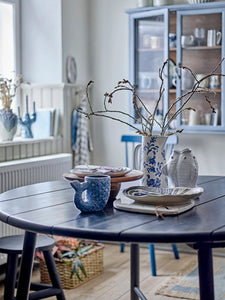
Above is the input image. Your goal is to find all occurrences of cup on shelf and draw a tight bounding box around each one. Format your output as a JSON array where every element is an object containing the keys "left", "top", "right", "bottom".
[
  {"left": 172, "top": 69, "right": 193, "bottom": 90},
  {"left": 142, "top": 34, "right": 151, "bottom": 48},
  {"left": 209, "top": 75, "right": 220, "bottom": 89},
  {"left": 181, "top": 35, "right": 195, "bottom": 47},
  {"left": 205, "top": 113, "right": 212, "bottom": 125},
  {"left": 169, "top": 75, "right": 176, "bottom": 88},
  {"left": 188, "top": 110, "right": 201, "bottom": 126},
  {"left": 149, "top": 36, "right": 163, "bottom": 49},
  {"left": 138, "top": 72, "right": 160, "bottom": 90},
  {"left": 139, "top": 73, "right": 151, "bottom": 89},
  {"left": 182, "top": 69, "right": 193, "bottom": 90},
  {"left": 194, "top": 28, "right": 206, "bottom": 46},
  {"left": 195, "top": 74, "right": 209, "bottom": 88},
  {"left": 169, "top": 33, "right": 176, "bottom": 48},
  {"left": 207, "top": 29, "right": 222, "bottom": 47}
]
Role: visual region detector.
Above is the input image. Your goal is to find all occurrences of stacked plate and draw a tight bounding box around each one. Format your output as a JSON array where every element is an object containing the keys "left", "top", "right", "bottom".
[
  {"left": 113, "top": 186, "right": 204, "bottom": 216},
  {"left": 69, "top": 165, "right": 131, "bottom": 178},
  {"left": 122, "top": 186, "right": 204, "bottom": 206}
]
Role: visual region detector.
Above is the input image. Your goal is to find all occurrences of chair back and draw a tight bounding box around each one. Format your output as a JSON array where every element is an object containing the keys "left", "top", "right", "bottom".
[{"left": 121, "top": 134, "right": 178, "bottom": 169}]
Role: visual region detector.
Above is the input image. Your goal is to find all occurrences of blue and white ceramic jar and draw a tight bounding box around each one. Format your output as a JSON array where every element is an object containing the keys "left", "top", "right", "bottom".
[
  {"left": 134, "top": 135, "right": 167, "bottom": 188},
  {"left": 0, "top": 109, "right": 18, "bottom": 141}
]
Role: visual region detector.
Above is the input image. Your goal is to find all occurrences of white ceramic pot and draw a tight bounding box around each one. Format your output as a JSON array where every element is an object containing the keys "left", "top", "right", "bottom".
[{"left": 162, "top": 148, "right": 198, "bottom": 187}]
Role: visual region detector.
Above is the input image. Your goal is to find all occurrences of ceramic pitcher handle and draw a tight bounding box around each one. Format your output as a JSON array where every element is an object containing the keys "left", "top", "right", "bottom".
[{"left": 134, "top": 144, "right": 141, "bottom": 170}]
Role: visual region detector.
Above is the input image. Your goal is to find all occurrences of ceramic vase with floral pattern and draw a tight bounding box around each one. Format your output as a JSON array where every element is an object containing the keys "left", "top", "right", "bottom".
[
  {"left": 0, "top": 109, "right": 18, "bottom": 141},
  {"left": 134, "top": 135, "right": 167, "bottom": 188}
]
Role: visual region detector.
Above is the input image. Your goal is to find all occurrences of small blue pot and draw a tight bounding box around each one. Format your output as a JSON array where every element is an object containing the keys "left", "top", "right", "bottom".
[{"left": 70, "top": 175, "right": 111, "bottom": 213}]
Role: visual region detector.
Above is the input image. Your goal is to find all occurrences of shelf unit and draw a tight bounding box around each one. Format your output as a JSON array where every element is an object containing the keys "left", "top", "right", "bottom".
[{"left": 126, "top": 2, "right": 225, "bottom": 133}]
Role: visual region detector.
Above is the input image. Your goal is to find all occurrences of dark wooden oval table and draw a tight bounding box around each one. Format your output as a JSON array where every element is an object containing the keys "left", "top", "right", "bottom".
[{"left": 0, "top": 176, "right": 225, "bottom": 299}]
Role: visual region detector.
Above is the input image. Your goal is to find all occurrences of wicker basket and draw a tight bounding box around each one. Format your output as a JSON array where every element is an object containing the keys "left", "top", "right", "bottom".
[{"left": 40, "top": 241, "right": 104, "bottom": 289}]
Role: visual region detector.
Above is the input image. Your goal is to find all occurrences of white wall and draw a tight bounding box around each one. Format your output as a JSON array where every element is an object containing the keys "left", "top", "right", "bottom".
[
  {"left": 21, "top": 0, "right": 62, "bottom": 83},
  {"left": 21, "top": 0, "right": 91, "bottom": 84},
  {"left": 61, "top": 0, "right": 90, "bottom": 84},
  {"left": 89, "top": 0, "right": 136, "bottom": 167}
]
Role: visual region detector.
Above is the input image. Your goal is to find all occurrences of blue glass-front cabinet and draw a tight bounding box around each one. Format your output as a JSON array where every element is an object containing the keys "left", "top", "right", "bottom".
[{"left": 126, "top": 2, "right": 225, "bottom": 133}]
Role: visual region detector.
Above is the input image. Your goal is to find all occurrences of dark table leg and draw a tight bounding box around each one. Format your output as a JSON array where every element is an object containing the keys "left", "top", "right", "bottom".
[
  {"left": 197, "top": 244, "right": 214, "bottom": 300},
  {"left": 130, "top": 244, "right": 147, "bottom": 300},
  {"left": 16, "top": 231, "right": 37, "bottom": 300},
  {"left": 131, "top": 243, "right": 139, "bottom": 300}
]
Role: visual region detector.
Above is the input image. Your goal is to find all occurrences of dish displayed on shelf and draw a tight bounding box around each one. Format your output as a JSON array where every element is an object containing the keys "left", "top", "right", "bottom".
[
  {"left": 123, "top": 186, "right": 203, "bottom": 205},
  {"left": 70, "top": 165, "right": 131, "bottom": 178},
  {"left": 66, "top": 56, "right": 77, "bottom": 84}
]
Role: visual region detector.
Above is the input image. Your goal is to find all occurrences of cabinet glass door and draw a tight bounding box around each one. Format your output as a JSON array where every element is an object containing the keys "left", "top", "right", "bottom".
[
  {"left": 133, "top": 10, "right": 168, "bottom": 131},
  {"left": 177, "top": 10, "right": 224, "bottom": 131}
]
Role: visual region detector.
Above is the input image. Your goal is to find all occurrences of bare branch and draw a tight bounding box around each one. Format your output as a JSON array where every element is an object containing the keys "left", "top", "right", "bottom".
[{"left": 79, "top": 60, "right": 224, "bottom": 137}]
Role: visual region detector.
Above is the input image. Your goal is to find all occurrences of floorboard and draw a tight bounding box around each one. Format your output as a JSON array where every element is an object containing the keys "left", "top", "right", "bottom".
[{"left": 0, "top": 243, "right": 201, "bottom": 300}]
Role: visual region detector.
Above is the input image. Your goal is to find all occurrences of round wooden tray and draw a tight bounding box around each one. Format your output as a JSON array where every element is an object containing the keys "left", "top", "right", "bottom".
[{"left": 63, "top": 170, "right": 143, "bottom": 200}]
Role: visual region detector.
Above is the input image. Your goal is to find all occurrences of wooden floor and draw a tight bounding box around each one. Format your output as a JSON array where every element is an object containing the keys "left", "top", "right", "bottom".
[{"left": 0, "top": 243, "right": 199, "bottom": 300}]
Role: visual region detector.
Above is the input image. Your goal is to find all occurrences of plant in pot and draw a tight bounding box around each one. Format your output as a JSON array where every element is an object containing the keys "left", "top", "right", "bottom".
[
  {"left": 0, "top": 75, "right": 22, "bottom": 141},
  {"left": 36, "top": 236, "right": 104, "bottom": 289},
  {"left": 77, "top": 59, "right": 223, "bottom": 187}
]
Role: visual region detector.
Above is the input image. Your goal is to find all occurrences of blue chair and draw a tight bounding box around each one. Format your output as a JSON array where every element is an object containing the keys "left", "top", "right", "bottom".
[{"left": 120, "top": 134, "right": 179, "bottom": 276}]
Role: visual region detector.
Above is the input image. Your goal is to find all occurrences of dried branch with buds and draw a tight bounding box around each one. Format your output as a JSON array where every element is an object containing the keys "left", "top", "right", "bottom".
[
  {"left": 0, "top": 75, "right": 23, "bottom": 110},
  {"left": 77, "top": 59, "right": 224, "bottom": 136}
]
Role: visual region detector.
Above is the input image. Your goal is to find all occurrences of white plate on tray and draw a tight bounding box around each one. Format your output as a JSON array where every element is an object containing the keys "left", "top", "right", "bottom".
[
  {"left": 70, "top": 165, "right": 131, "bottom": 178},
  {"left": 122, "top": 186, "right": 203, "bottom": 206}
]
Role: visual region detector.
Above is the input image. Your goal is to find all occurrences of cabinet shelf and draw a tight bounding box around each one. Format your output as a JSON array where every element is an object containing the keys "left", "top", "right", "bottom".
[
  {"left": 182, "top": 45, "right": 221, "bottom": 51},
  {"left": 181, "top": 88, "right": 221, "bottom": 93},
  {"left": 137, "top": 48, "right": 163, "bottom": 52},
  {"left": 137, "top": 89, "right": 160, "bottom": 93}
]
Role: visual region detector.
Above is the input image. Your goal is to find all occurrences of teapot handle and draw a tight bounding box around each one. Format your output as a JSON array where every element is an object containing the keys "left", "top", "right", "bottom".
[{"left": 134, "top": 144, "right": 142, "bottom": 170}]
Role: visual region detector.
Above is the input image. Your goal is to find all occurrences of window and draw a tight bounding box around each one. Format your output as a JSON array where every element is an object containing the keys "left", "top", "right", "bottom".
[
  {"left": 0, "top": 0, "right": 20, "bottom": 110},
  {"left": 0, "top": 1, "right": 14, "bottom": 77}
]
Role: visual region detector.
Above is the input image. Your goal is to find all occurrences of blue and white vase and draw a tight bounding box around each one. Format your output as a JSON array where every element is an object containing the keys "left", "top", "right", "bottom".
[
  {"left": 134, "top": 135, "right": 167, "bottom": 188},
  {"left": 0, "top": 109, "right": 18, "bottom": 141}
]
